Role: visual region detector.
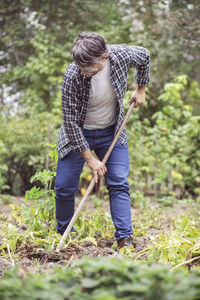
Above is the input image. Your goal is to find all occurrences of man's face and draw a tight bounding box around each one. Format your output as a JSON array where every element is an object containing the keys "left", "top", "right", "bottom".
[
  {"left": 80, "top": 65, "right": 100, "bottom": 77},
  {"left": 79, "top": 54, "right": 107, "bottom": 77}
]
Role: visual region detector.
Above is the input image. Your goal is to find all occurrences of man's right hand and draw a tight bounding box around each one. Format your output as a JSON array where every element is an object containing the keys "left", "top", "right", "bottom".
[{"left": 80, "top": 149, "right": 107, "bottom": 183}]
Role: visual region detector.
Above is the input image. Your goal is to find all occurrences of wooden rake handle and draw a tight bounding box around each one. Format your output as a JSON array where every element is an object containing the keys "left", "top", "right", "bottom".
[{"left": 55, "top": 100, "right": 136, "bottom": 252}]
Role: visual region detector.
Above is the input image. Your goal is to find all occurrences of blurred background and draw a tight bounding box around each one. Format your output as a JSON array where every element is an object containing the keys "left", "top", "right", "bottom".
[{"left": 0, "top": 0, "right": 199, "bottom": 203}]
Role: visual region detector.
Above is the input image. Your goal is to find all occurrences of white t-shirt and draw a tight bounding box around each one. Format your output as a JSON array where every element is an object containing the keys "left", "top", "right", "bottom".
[{"left": 84, "top": 59, "right": 117, "bottom": 129}]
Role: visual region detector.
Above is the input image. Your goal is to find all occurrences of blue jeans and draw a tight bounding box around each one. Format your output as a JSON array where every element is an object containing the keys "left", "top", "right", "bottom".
[{"left": 54, "top": 124, "right": 133, "bottom": 241}]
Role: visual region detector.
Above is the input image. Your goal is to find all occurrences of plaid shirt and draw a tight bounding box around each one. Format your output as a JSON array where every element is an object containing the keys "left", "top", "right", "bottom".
[{"left": 57, "top": 44, "right": 150, "bottom": 159}]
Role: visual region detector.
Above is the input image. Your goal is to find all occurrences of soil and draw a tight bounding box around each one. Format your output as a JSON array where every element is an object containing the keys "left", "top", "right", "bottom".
[{"left": 0, "top": 196, "right": 198, "bottom": 276}]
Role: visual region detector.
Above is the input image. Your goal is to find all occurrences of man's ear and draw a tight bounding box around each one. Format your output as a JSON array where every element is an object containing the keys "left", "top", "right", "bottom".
[{"left": 102, "top": 53, "right": 107, "bottom": 60}]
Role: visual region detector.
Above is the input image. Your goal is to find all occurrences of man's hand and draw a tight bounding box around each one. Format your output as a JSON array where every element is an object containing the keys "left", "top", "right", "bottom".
[
  {"left": 80, "top": 149, "right": 107, "bottom": 183},
  {"left": 87, "top": 156, "right": 107, "bottom": 184},
  {"left": 129, "top": 85, "right": 146, "bottom": 108}
]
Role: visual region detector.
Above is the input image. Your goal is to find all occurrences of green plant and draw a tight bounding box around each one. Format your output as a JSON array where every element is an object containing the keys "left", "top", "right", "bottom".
[
  {"left": 89, "top": 195, "right": 104, "bottom": 208},
  {"left": 130, "top": 190, "right": 150, "bottom": 208},
  {"left": 126, "top": 75, "right": 200, "bottom": 200},
  {"left": 0, "top": 194, "right": 14, "bottom": 205},
  {"left": 73, "top": 208, "right": 115, "bottom": 245},
  {"left": 157, "top": 196, "right": 177, "bottom": 207},
  {"left": 148, "top": 216, "right": 200, "bottom": 266},
  {"left": 2, "top": 257, "right": 200, "bottom": 300}
]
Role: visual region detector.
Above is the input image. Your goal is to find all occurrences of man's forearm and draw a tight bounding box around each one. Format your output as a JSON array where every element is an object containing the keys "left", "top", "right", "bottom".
[
  {"left": 136, "top": 85, "right": 146, "bottom": 91},
  {"left": 80, "top": 148, "right": 93, "bottom": 163}
]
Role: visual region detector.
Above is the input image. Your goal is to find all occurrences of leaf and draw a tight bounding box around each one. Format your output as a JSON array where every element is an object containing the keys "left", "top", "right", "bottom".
[{"left": 81, "top": 278, "right": 100, "bottom": 289}]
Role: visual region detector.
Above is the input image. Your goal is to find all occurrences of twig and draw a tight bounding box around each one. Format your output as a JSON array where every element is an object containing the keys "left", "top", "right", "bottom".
[
  {"left": 51, "top": 239, "right": 56, "bottom": 249},
  {"left": 133, "top": 248, "right": 150, "bottom": 261},
  {"left": 66, "top": 255, "right": 75, "bottom": 267},
  {"left": 131, "top": 247, "right": 150, "bottom": 260},
  {"left": 6, "top": 244, "right": 15, "bottom": 266},
  {"left": 170, "top": 256, "right": 200, "bottom": 271}
]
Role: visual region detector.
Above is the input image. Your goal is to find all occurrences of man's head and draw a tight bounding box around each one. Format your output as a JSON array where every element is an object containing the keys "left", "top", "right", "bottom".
[{"left": 70, "top": 32, "right": 109, "bottom": 77}]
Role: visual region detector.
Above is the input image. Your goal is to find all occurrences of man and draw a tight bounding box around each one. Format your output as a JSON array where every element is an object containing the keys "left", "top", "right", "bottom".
[{"left": 54, "top": 32, "right": 150, "bottom": 249}]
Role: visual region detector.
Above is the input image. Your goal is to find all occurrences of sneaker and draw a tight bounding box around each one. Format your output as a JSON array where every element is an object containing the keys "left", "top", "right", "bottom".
[{"left": 117, "top": 235, "right": 134, "bottom": 249}]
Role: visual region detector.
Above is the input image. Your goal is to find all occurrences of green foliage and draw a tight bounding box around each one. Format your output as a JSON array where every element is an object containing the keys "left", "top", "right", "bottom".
[
  {"left": 90, "top": 195, "right": 105, "bottom": 208},
  {"left": 0, "top": 111, "right": 58, "bottom": 194},
  {"left": 157, "top": 196, "right": 177, "bottom": 207},
  {"left": 127, "top": 75, "right": 200, "bottom": 199},
  {"left": 4, "top": 29, "right": 69, "bottom": 113},
  {"left": 0, "top": 0, "right": 125, "bottom": 113},
  {"left": 0, "top": 146, "right": 59, "bottom": 255},
  {"left": 0, "top": 194, "right": 14, "bottom": 205},
  {"left": 1, "top": 0, "right": 199, "bottom": 200},
  {"left": 0, "top": 143, "right": 114, "bottom": 255},
  {"left": 148, "top": 216, "right": 200, "bottom": 266},
  {"left": 0, "top": 175, "right": 114, "bottom": 255},
  {"left": 0, "top": 204, "right": 115, "bottom": 256},
  {"left": 0, "top": 141, "right": 9, "bottom": 193},
  {"left": 129, "top": 1, "right": 200, "bottom": 98},
  {"left": 1, "top": 3, "right": 200, "bottom": 294},
  {"left": 130, "top": 190, "right": 150, "bottom": 208},
  {"left": 1, "top": 1, "right": 127, "bottom": 195},
  {"left": 74, "top": 209, "right": 114, "bottom": 244},
  {"left": 1, "top": 257, "right": 200, "bottom": 300},
  {"left": 1, "top": 73, "right": 199, "bottom": 202},
  {"left": 30, "top": 169, "right": 56, "bottom": 189},
  {"left": 24, "top": 167, "right": 56, "bottom": 230}
]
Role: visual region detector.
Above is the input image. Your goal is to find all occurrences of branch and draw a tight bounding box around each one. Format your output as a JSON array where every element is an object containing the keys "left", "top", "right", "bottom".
[
  {"left": 171, "top": 256, "right": 200, "bottom": 271},
  {"left": 6, "top": 243, "right": 15, "bottom": 266}
]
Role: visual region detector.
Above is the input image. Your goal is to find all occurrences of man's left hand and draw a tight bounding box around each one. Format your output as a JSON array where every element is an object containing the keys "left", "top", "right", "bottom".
[{"left": 129, "top": 86, "right": 146, "bottom": 108}]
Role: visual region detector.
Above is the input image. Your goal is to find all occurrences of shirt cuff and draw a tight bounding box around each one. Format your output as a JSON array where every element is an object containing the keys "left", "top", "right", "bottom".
[
  {"left": 136, "top": 75, "right": 150, "bottom": 86},
  {"left": 71, "top": 141, "right": 89, "bottom": 153}
]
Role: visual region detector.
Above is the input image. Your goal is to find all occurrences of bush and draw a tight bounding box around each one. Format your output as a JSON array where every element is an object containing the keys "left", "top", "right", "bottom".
[{"left": 126, "top": 75, "right": 200, "bottom": 199}]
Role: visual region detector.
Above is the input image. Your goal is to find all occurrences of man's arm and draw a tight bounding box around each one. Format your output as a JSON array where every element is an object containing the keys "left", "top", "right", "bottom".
[
  {"left": 124, "top": 45, "right": 150, "bottom": 107},
  {"left": 62, "top": 76, "right": 89, "bottom": 152},
  {"left": 125, "top": 45, "right": 150, "bottom": 86}
]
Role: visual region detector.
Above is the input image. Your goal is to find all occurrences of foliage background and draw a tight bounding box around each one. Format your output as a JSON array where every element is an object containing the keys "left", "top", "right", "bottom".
[{"left": 0, "top": 0, "right": 200, "bottom": 199}]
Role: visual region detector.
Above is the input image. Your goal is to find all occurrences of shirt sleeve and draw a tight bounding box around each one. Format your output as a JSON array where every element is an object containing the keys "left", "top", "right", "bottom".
[
  {"left": 124, "top": 44, "right": 150, "bottom": 86},
  {"left": 61, "top": 76, "right": 89, "bottom": 152}
]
